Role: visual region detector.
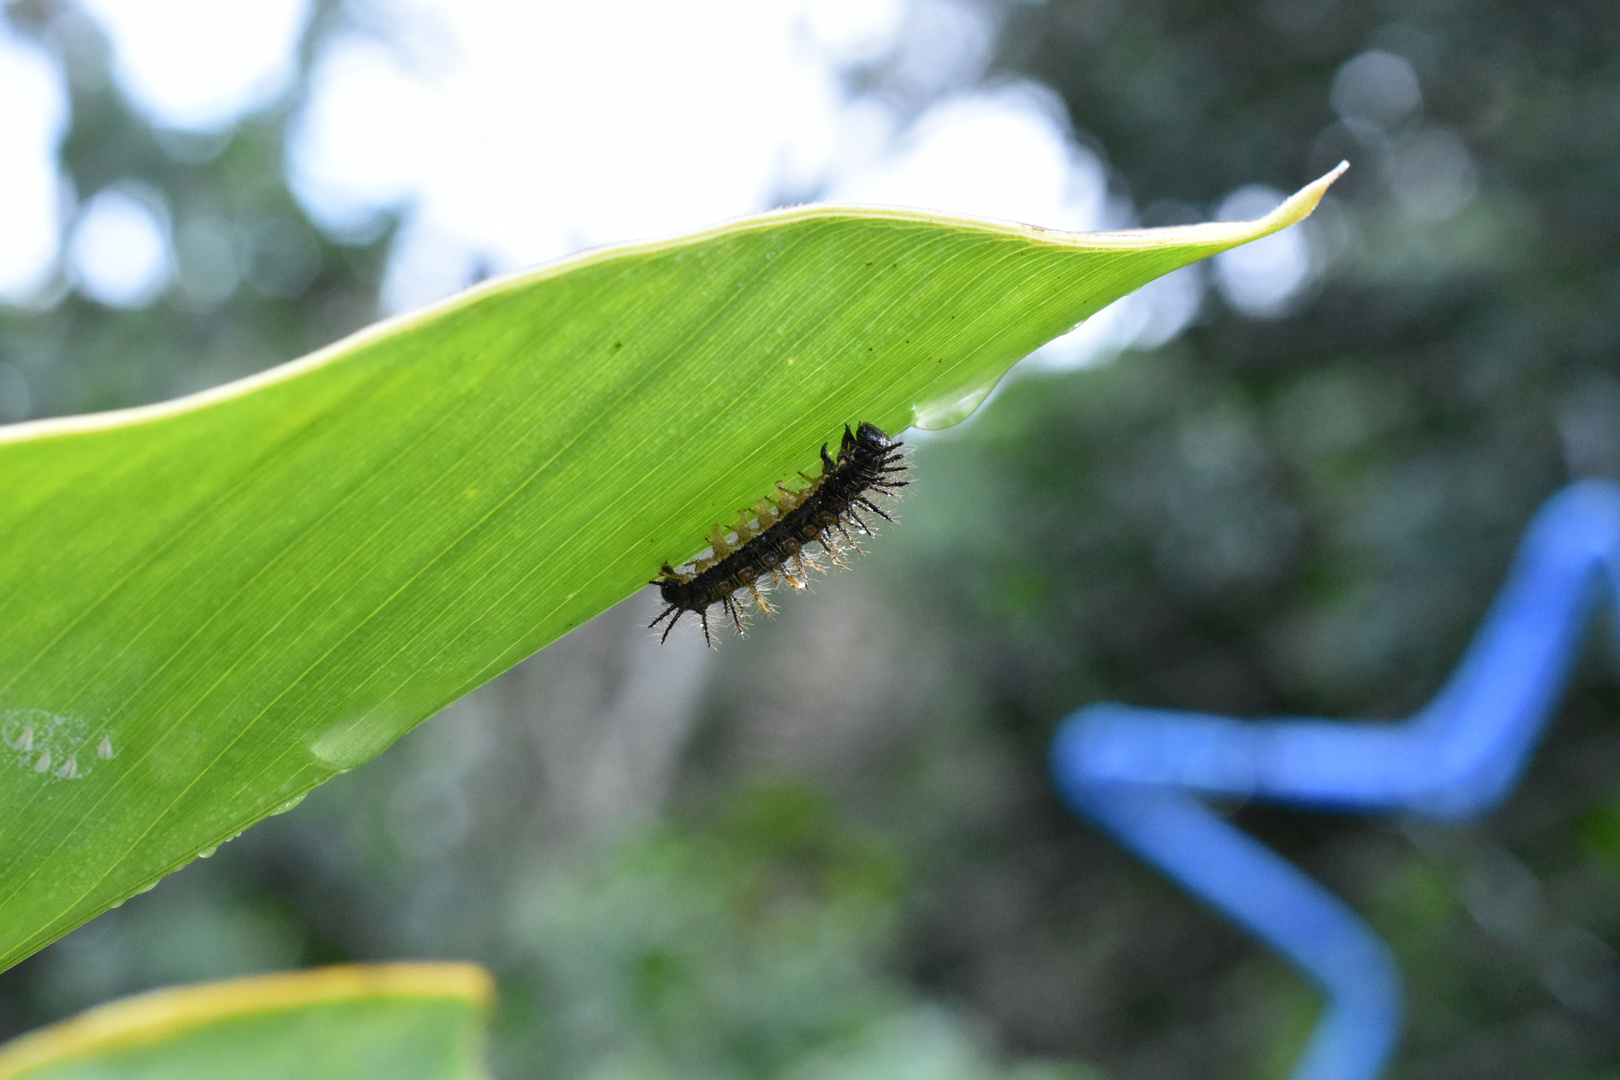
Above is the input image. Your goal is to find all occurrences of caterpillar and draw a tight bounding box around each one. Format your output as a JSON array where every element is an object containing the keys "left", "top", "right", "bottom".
[{"left": 650, "top": 422, "right": 908, "bottom": 646}]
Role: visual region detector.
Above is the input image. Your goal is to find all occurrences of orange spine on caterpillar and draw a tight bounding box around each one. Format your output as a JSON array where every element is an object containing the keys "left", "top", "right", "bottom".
[{"left": 649, "top": 422, "right": 908, "bottom": 646}]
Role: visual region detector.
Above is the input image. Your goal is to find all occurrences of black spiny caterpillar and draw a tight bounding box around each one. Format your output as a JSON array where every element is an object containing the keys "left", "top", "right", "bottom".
[{"left": 650, "top": 422, "right": 908, "bottom": 646}]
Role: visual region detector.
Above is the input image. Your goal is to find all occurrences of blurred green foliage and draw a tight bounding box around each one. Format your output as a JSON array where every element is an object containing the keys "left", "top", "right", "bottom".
[
  {"left": 6, "top": 1, "right": 1620, "bottom": 1079},
  {"left": 507, "top": 781, "right": 1092, "bottom": 1080}
]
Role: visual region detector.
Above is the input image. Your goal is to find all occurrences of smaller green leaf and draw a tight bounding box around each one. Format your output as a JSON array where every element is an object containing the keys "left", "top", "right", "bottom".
[{"left": 0, "top": 963, "right": 493, "bottom": 1080}]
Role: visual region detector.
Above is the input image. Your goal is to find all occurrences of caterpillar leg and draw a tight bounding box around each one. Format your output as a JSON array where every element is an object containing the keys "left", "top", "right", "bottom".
[
  {"left": 723, "top": 595, "right": 746, "bottom": 634},
  {"left": 651, "top": 605, "right": 684, "bottom": 644}
]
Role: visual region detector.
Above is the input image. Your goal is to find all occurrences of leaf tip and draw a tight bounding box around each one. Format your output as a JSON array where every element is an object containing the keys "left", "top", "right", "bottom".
[{"left": 1260, "top": 160, "right": 1349, "bottom": 234}]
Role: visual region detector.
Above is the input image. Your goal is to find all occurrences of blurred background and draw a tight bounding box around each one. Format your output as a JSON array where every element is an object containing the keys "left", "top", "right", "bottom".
[{"left": 2, "top": 0, "right": 1620, "bottom": 1077}]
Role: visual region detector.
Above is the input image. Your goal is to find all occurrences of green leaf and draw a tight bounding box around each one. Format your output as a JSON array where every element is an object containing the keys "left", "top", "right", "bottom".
[
  {"left": 0, "top": 963, "right": 492, "bottom": 1080},
  {"left": 0, "top": 166, "right": 1343, "bottom": 968}
]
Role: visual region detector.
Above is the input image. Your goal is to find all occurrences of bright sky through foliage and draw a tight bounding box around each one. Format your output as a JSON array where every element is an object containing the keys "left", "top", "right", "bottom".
[
  {"left": 76, "top": 0, "right": 312, "bottom": 131},
  {"left": 0, "top": 25, "right": 68, "bottom": 307},
  {"left": 0, "top": 0, "right": 1333, "bottom": 369}
]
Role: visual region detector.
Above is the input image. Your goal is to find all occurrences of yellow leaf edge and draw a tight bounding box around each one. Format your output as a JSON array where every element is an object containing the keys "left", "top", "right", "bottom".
[
  {"left": 0, "top": 962, "right": 494, "bottom": 1078},
  {"left": 0, "top": 161, "right": 1347, "bottom": 448}
]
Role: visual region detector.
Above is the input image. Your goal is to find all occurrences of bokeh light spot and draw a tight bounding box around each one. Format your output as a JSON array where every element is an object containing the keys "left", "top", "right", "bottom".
[
  {"left": 1330, "top": 49, "right": 1422, "bottom": 130},
  {"left": 174, "top": 216, "right": 242, "bottom": 309},
  {"left": 67, "top": 185, "right": 174, "bottom": 309},
  {"left": 1388, "top": 128, "right": 1479, "bottom": 222},
  {"left": 1212, "top": 185, "right": 1313, "bottom": 319}
]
